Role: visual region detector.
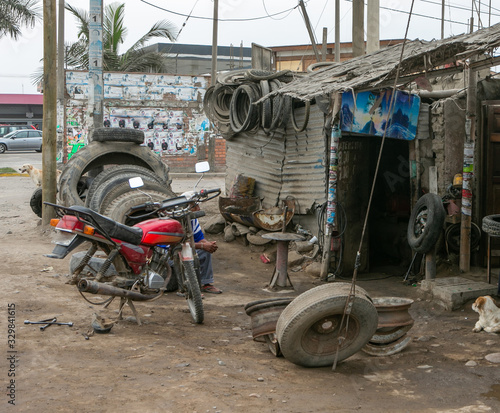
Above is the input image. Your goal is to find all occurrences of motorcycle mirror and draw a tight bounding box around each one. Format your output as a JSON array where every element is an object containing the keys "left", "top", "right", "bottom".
[
  {"left": 195, "top": 161, "right": 210, "bottom": 173},
  {"left": 129, "top": 177, "right": 144, "bottom": 189}
]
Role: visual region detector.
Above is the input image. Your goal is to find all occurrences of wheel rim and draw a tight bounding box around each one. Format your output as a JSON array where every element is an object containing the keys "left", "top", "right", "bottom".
[
  {"left": 301, "top": 315, "right": 361, "bottom": 356},
  {"left": 0, "top": 144, "right": 6, "bottom": 153},
  {"left": 413, "top": 208, "right": 428, "bottom": 237}
]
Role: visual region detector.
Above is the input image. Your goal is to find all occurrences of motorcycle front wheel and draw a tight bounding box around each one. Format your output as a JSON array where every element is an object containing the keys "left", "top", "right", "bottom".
[{"left": 175, "top": 258, "right": 204, "bottom": 324}]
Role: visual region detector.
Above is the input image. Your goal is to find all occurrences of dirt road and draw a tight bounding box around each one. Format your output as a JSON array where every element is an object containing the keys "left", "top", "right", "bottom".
[{"left": 1, "top": 175, "right": 499, "bottom": 412}]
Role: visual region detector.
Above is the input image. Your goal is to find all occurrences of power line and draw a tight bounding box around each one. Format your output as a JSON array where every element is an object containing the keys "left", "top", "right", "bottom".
[
  {"left": 344, "top": 0, "right": 470, "bottom": 26},
  {"left": 139, "top": 0, "right": 299, "bottom": 22},
  {"left": 421, "top": 0, "right": 500, "bottom": 16},
  {"left": 262, "top": 0, "right": 295, "bottom": 21}
]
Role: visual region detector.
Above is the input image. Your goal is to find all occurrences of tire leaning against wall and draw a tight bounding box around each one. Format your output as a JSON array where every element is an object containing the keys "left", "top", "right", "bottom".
[
  {"left": 482, "top": 214, "right": 500, "bottom": 237},
  {"left": 85, "top": 165, "right": 166, "bottom": 209},
  {"left": 30, "top": 187, "right": 43, "bottom": 218},
  {"left": 91, "top": 127, "right": 145, "bottom": 144},
  {"left": 58, "top": 141, "right": 171, "bottom": 207}
]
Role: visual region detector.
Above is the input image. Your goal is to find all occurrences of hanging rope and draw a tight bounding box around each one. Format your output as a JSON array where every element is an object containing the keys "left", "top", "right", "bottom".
[{"left": 332, "top": 0, "right": 417, "bottom": 371}]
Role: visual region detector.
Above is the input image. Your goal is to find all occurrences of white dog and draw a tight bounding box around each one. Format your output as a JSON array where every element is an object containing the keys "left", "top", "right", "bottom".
[
  {"left": 472, "top": 296, "right": 500, "bottom": 333},
  {"left": 19, "top": 164, "right": 61, "bottom": 187}
]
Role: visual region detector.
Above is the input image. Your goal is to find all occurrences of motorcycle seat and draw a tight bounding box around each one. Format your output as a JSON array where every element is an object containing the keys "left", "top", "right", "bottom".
[{"left": 69, "top": 205, "right": 144, "bottom": 245}]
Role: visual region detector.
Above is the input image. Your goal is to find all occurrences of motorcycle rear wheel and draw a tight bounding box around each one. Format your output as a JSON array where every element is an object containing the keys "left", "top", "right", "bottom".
[{"left": 175, "top": 258, "right": 204, "bottom": 324}]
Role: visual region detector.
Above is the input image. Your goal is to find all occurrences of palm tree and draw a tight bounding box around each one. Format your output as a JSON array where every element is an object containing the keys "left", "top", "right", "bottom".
[
  {"left": 0, "top": 0, "right": 41, "bottom": 40},
  {"left": 65, "top": 2, "right": 178, "bottom": 72}
]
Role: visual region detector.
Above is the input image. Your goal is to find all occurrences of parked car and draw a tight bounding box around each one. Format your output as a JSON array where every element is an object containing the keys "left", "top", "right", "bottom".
[
  {"left": 0, "top": 124, "right": 35, "bottom": 137},
  {"left": 0, "top": 129, "right": 43, "bottom": 153}
]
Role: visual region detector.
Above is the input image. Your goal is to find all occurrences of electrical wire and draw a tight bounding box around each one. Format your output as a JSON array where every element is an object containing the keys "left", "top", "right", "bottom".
[
  {"left": 262, "top": 0, "right": 295, "bottom": 21},
  {"left": 139, "top": 0, "right": 299, "bottom": 22},
  {"left": 344, "top": 0, "right": 470, "bottom": 26},
  {"left": 421, "top": 0, "right": 500, "bottom": 16}
]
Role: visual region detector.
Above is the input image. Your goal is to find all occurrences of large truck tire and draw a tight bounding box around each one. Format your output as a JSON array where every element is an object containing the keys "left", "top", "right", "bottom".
[
  {"left": 58, "top": 141, "right": 171, "bottom": 207},
  {"left": 91, "top": 128, "right": 144, "bottom": 144}
]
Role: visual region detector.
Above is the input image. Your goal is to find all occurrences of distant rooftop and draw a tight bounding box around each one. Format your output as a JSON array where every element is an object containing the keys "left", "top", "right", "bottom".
[{"left": 0, "top": 94, "right": 43, "bottom": 105}]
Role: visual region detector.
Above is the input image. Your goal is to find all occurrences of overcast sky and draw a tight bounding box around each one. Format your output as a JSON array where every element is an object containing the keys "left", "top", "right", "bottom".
[{"left": 1, "top": 0, "right": 499, "bottom": 94}]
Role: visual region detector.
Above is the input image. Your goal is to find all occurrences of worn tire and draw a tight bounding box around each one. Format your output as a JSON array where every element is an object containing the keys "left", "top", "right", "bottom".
[
  {"left": 85, "top": 165, "right": 165, "bottom": 206},
  {"left": 276, "top": 283, "right": 378, "bottom": 367},
  {"left": 86, "top": 172, "right": 164, "bottom": 212},
  {"left": 180, "top": 259, "right": 204, "bottom": 324},
  {"left": 58, "top": 141, "right": 171, "bottom": 207},
  {"left": 30, "top": 187, "right": 43, "bottom": 218},
  {"left": 91, "top": 127, "right": 144, "bottom": 144},
  {"left": 97, "top": 181, "right": 175, "bottom": 217},
  {"left": 482, "top": 214, "right": 500, "bottom": 236},
  {"left": 103, "top": 190, "right": 175, "bottom": 225},
  {"left": 407, "top": 193, "right": 446, "bottom": 254}
]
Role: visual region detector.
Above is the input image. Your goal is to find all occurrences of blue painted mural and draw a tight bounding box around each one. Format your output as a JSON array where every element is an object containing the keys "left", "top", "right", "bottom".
[{"left": 340, "top": 90, "right": 421, "bottom": 141}]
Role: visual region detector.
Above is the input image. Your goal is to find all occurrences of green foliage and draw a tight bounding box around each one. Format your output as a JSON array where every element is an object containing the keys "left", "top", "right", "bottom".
[
  {"left": 0, "top": 0, "right": 41, "bottom": 40},
  {"left": 65, "top": 2, "right": 178, "bottom": 73}
]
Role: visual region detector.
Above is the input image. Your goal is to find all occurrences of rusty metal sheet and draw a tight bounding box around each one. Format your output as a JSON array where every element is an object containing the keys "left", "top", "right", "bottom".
[{"left": 225, "top": 104, "right": 326, "bottom": 215}]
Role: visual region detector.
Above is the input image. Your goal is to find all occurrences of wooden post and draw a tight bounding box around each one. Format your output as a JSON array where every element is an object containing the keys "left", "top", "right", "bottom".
[
  {"left": 459, "top": 60, "right": 477, "bottom": 273},
  {"left": 299, "top": 0, "right": 321, "bottom": 62},
  {"left": 57, "top": 0, "right": 65, "bottom": 163},
  {"left": 320, "top": 124, "right": 341, "bottom": 280},
  {"left": 42, "top": 0, "right": 58, "bottom": 225},
  {"left": 211, "top": 0, "right": 218, "bottom": 84}
]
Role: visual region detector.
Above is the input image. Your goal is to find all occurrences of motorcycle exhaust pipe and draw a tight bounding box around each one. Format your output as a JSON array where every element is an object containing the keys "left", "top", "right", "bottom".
[{"left": 77, "top": 279, "right": 153, "bottom": 301}]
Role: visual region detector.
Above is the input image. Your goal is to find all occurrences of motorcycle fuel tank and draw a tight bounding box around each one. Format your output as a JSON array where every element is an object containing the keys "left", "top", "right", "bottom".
[{"left": 136, "top": 218, "right": 184, "bottom": 246}]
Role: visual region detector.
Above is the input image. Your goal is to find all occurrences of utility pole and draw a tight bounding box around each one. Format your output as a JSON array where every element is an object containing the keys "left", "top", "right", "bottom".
[
  {"left": 211, "top": 0, "right": 218, "bottom": 85},
  {"left": 299, "top": 0, "right": 320, "bottom": 63},
  {"left": 441, "top": 0, "right": 445, "bottom": 39},
  {"left": 460, "top": 58, "right": 477, "bottom": 273},
  {"left": 88, "top": 0, "right": 104, "bottom": 139},
  {"left": 352, "top": 0, "right": 365, "bottom": 57},
  {"left": 42, "top": 0, "right": 58, "bottom": 225},
  {"left": 42, "top": 0, "right": 57, "bottom": 225},
  {"left": 335, "top": 0, "right": 340, "bottom": 62},
  {"left": 366, "top": 0, "right": 380, "bottom": 53},
  {"left": 321, "top": 28, "right": 327, "bottom": 61},
  {"left": 57, "top": 0, "right": 67, "bottom": 163}
]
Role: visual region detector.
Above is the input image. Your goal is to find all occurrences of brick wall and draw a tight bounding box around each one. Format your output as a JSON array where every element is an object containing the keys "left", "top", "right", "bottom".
[{"left": 163, "top": 137, "right": 226, "bottom": 172}]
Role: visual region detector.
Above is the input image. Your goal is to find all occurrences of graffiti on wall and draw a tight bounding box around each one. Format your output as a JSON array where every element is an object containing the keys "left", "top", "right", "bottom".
[
  {"left": 62, "top": 70, "right": 211, "bottom": 156},
  {"left": 65, "top": 71, "right": 207, "bottom": 102}
]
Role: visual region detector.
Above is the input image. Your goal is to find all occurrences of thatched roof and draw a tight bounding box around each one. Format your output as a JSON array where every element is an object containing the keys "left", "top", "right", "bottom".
[{"left": 274, "top": 22, "right": 500, "bottom": 101}]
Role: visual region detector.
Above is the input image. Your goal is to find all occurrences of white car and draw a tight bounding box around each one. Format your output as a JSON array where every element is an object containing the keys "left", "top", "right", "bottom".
[{"left": 0, "top": 129, "right": 43, "bottom": 153}]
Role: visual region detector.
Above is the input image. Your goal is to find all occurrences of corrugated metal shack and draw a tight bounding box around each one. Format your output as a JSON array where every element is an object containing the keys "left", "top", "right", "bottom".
[{"left": 205, "top": 23, "right": 500, "bottom": 275}]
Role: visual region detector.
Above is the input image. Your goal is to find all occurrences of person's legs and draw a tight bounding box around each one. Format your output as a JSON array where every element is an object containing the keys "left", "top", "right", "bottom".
[
  {"left": 196, "top": 249, "right": 214, "bottom": 285},
  {"left": 196, "top": 249, "right": 222, "bottom": 293}
]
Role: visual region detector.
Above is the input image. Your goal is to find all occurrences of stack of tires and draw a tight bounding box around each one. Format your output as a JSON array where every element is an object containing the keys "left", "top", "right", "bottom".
[{"left": 31, "top": 128, "right": 175, "bottom": 221}]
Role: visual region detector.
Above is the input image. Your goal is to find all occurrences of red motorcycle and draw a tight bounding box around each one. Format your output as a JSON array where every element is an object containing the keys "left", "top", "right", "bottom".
[{"left": 45, "top": 174, "right": 220, "bottom": 325}]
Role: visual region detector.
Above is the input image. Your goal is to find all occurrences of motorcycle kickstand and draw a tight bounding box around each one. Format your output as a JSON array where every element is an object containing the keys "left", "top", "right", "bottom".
[{"left": 117, "top": 297, "right": 142, "bottom": 326}]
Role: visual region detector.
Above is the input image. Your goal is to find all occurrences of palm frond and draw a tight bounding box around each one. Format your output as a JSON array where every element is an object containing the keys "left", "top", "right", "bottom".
[
  {"left": 128, "top": 20, "right": 178, "bottom": 51},
  {"left": 0, "top": 0, "right": 41, "bottom": 40},
  {"left": 64, "top": 3, "right": 90, "bottom": 40},
  {"left": 103, "top": 2, "right": 126, "bottom": 54}
]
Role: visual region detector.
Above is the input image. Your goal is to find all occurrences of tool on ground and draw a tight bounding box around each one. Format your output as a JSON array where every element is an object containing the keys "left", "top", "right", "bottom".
[
  {"left": 40, "top": 318, "right": 57, "bottom": 331},
  {"left": 24, "top": 320, "right": 73, "bottom": 327}
]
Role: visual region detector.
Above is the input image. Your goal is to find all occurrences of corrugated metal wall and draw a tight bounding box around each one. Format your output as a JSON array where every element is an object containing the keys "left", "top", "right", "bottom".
[{"left": 225, "top": 104, "right": 327, "bottom": 215}]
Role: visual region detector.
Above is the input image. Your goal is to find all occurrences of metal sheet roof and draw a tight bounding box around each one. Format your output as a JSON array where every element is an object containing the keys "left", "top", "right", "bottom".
[{"left": 272, "top": 23, "right": 500, "bottom": 101}]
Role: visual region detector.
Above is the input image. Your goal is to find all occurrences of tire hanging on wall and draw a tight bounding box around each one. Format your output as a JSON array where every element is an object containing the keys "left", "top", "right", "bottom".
[{"left": 407, "top": 193, "right": 446, "bottom": 254}]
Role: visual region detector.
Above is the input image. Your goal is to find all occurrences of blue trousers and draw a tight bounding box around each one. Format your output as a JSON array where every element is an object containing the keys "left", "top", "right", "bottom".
[{"left": 196, "top": 249, "right": 214, "bottom": 285}]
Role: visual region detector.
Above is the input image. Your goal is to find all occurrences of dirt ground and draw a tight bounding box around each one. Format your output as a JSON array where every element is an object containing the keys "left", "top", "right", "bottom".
[{"left": 1, "top": 174, "right": 500, "bottom": 413}]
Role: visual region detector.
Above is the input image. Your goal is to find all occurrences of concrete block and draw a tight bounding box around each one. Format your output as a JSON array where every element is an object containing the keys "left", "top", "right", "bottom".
[{"left": 420, "top": 277, "right": 497, "bottom": 311}]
